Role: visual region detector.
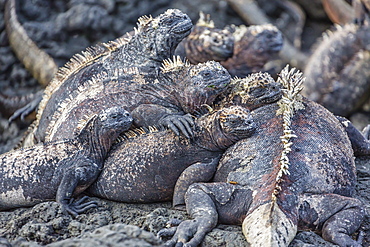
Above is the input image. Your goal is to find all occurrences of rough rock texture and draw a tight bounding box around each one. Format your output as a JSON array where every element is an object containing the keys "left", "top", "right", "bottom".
[
  {"left": 0, "top": 1, "right": 369, "bottom": 247},
  {"left": 0, "top": 155, "right": 369, "bottom": 247}
]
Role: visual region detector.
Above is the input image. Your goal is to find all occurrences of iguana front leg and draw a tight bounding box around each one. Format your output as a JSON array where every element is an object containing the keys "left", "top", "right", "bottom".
[
  {"left": 160, "top": 182, "right": 252, "bottom": 246},
  {"left": 173, "top": 156, "right": 221, "bottom": 207},
  {"left": 336, "top": 116, "right": 370, "bottom": 156},
  {"left": 56, "top": 155, "right": 101, "bottom": 216},
  {"left": 131, "top": 104, "right": 194, "bottom": 138}
]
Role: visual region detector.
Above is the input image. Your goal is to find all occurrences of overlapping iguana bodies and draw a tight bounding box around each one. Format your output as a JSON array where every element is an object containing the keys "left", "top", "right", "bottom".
[
  {"left": 161, "top": 66, "right": 369, "bottom": 247},
  {"left": 18, "top": 9, "right": 194, "bottom": 147},
  {"left": 87, "top": 105, "right": 255, "bottom": 203},
  {"left": 220, "top": 24, "right": 284, "bottom": 77},
  {"left": 174, "top": 12, "right": 234, "bottom": 64},
  {"left": 22, "top": 57, "right": 230, "bottom": 147},
  {"left": 302, "top": 0, "right": 370, "bottom": 116},
  {"left": 0, "top": 107, "right": 133, "bottom": 216}
]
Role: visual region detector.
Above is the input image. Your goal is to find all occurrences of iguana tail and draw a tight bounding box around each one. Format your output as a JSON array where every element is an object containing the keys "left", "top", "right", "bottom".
[
  {"left": 4, "top": 0, "right": 58, "bottom": 87},
  {"left": 242, "top": 200, "right": 297, "bottom": 247}
]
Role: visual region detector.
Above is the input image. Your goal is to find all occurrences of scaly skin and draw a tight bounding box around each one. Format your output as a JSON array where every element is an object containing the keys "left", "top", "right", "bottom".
[
  {"left": 23, "top": 58, "right": 230, "bottom": 146},
  {"left": 175, "top": 12, "right": 234, "bottom": 64},
  {"left": 0, "top": 107, "right": 133, "bottom": 216},
  {"left": 303, "top": 0, "right": 370, "bottom": 116},
  {"left": 161, "top": 66, "right": 368, "bottom": 247},
  {"left": 221, "top": 24, "right": 284, "bottom": 78},
  {"left": 19, "top": 9, "right": 193, "bottom": 147},
  {"left": 88, "top": 106, "right": 255, "bottom": 204}
]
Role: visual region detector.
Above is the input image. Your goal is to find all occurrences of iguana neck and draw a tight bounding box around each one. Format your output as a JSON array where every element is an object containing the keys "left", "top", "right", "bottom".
[
  {"left": 77, "top": 120, "right": 114, "bottom": 164},
  {"left": 118, "top": 35, "right": 171, "bottom": 71}
]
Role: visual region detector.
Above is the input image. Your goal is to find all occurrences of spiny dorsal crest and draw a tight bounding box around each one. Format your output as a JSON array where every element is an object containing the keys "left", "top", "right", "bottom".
[
  {"left": 228, "top": 72, "right": 276, "bottom": 103},
  {"left": 134, "top": 14, "right": 160, "bottom": 35},
  {"left": 161, "top": 56, "right": 191, "bottom": 73},
  {"left": 189, "top": 60, "right": 224, "bottom": 77},
  {"left": 115, "top": 126, "right": 161, "bottom": 143},
  {"left": 232, "top": 24, "right": 278, "bottom": 41},
  {"left": 232, "top": 24, "right": 248, "bottom": 42},
  {"left": 75, "top": 113, "right": 97, "bottom": 136},
  {"left": 248, "top": 24, "right": 278, "bottom": 36},
  {"left": 197, "top": 11, "right": 215, "bottom": 28},
  {"left": 273, "top": 65, "right": 305, "bottom": 200}
]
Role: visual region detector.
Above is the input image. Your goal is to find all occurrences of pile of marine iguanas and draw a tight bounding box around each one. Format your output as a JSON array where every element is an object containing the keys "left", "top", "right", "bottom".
[{"left": 1, "top": 0, "right": 370, "bottom": 246}]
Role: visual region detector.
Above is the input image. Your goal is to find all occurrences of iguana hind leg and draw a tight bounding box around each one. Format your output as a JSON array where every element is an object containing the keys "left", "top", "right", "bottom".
[
  {"left": 298, "top": 193, "right": 365, "bottom": 247},
  {"left": 161, "top": 182, "right": 252, "bottom": 247}
]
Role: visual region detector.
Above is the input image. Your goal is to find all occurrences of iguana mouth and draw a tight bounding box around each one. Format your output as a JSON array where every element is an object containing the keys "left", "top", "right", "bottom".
[
  {"left": 172, "top": 20, "right": 192, "bottom": 35},
  {"left": 206, "top": 77, "right": 230, "bottom": 90},
  {"left": 210, "top": 46, "right": 234, "bottom": 60},
  {"left": 259, "top": 90, "right": 282, "bottom": 104},
  {"left": 232, "top": 123, "right": 256, "bottom": 139},
  {"left": 268, "top": 40, "right": 284, "bottom": 52}
]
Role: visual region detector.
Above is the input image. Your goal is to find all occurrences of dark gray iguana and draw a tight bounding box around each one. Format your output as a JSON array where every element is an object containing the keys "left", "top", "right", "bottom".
[
  {"left": 0, "top": 106, "right": 133, "bottom": 216},
  {"left": 174, "top": 12, "right": 235, "bottom": 64},
  {"left": 22, "top": 57, "right": 230, "bottom": 147},
  {"left": 17, "top": 9, "right": 194, "bottom": 147},
  {"left": 302, "top": 0, "right": 370, "bottom": 116},
  {"left": 160, "top": 66, "right": 369, "bottom": 247},
  {"left": 220, "top": 23, "right": 284, "bottom": 78},
  {"left": 87, "top": 105, "right": 255, "bottom": 204}
]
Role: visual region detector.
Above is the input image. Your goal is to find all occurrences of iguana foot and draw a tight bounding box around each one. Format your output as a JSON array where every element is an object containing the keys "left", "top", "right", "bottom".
[
  {"left": 9, "top": 93, "right": 42, "bottom": 122},
  {"left": 157, "top": 219, "right": 182, "bottom": 239},
  {"left": 160, "top": 218, "right": 212, "bottom": 247},
  {"left": 63, "top": 196, "right": 97, "bottom": 217},
  {"left": 159, "top": 113, "right": 194, "bottom": 138}
]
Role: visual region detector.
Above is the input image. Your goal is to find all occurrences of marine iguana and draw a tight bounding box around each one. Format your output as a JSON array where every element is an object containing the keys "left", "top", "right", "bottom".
[
  {"left": 302, "top": 0, "right": 370, "bottom": 116},
  {"left": 174, "top": 12, "right": 234, "bottom": 64},
  {"left": 87, "top": 105, "right": 256, "bottom": 204},
  {"left": 160, "top": 66, "right": 369, "bottom": 247},
  {"left": 216, "top": 70, "right": 283, "bottom": 111},
  {"left": 220, "top": 24, "right": 284, "bottom": 78},
  {"left": 16, "top": 9, "right": 195, "bottom": 147},
  {"left": 0, "top": 107, "right": 133, "bottom": 216},
  {"left": 21, "top": 57, "right": 231, "bottom": 146}
]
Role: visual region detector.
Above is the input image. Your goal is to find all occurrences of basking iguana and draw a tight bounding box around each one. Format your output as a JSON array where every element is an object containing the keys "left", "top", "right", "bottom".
[
  {"left": 0, "top": 107, "right": 133, "bottom": 216},
  {"left": 174, "top": 12, "right": 234, "bottom": 64},
  {"left": 6, "top": 7, "right": 192, "bottom": 137},
  {"left": 160, "top": 66, "right": 369, "bottom": 247},
  {"left": 302, "top": 0, "right": 370, "bottom": 116},
  {"left": 21, "top": 57, "right": 230, "bottom": 147},
  {"left": 220, "top": 24, "right": 284, "bottom": 77},
  {"left": 87, "top": 105, "right": 256, "bottom": 204},
  {"left": 17, "top": 9, "right": 194, "bottom": 147}
]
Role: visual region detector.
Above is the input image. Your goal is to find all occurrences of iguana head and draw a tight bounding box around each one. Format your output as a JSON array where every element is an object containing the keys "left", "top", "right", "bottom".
[
  {"left": 134, "top": 9, "right": 192, "bottom": 61},
  {"left": 221, "top": 72, "right": 282, "bottom": 110},
  {"left": 196, "top": 105, "right": 255, "bottom": 150},
  {"left": 223, "top": 24, "right": 283, "bottom": 77},
  {"left": 184, "top": 12, "right": 234, "bottom": 63},
  {"left": 161, "top": 57, "right": 231, "bottom": 113},
  {"left": 76, "top": 107, "right": 133, "bottom": 143},
  {"left": 240, "top": 24, "right": 283, "bottom": 54},
  {"left": 97, "top": 107, "right": 133, "bottom": 133}
]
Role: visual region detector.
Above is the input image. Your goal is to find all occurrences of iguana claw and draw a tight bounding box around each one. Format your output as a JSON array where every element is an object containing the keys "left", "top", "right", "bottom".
[
  {"left": 160, "top": 114, "right": 194, "bottom": 138},
  {"left": 63, "top": 196, "right": 97, "bottom": 217}
]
